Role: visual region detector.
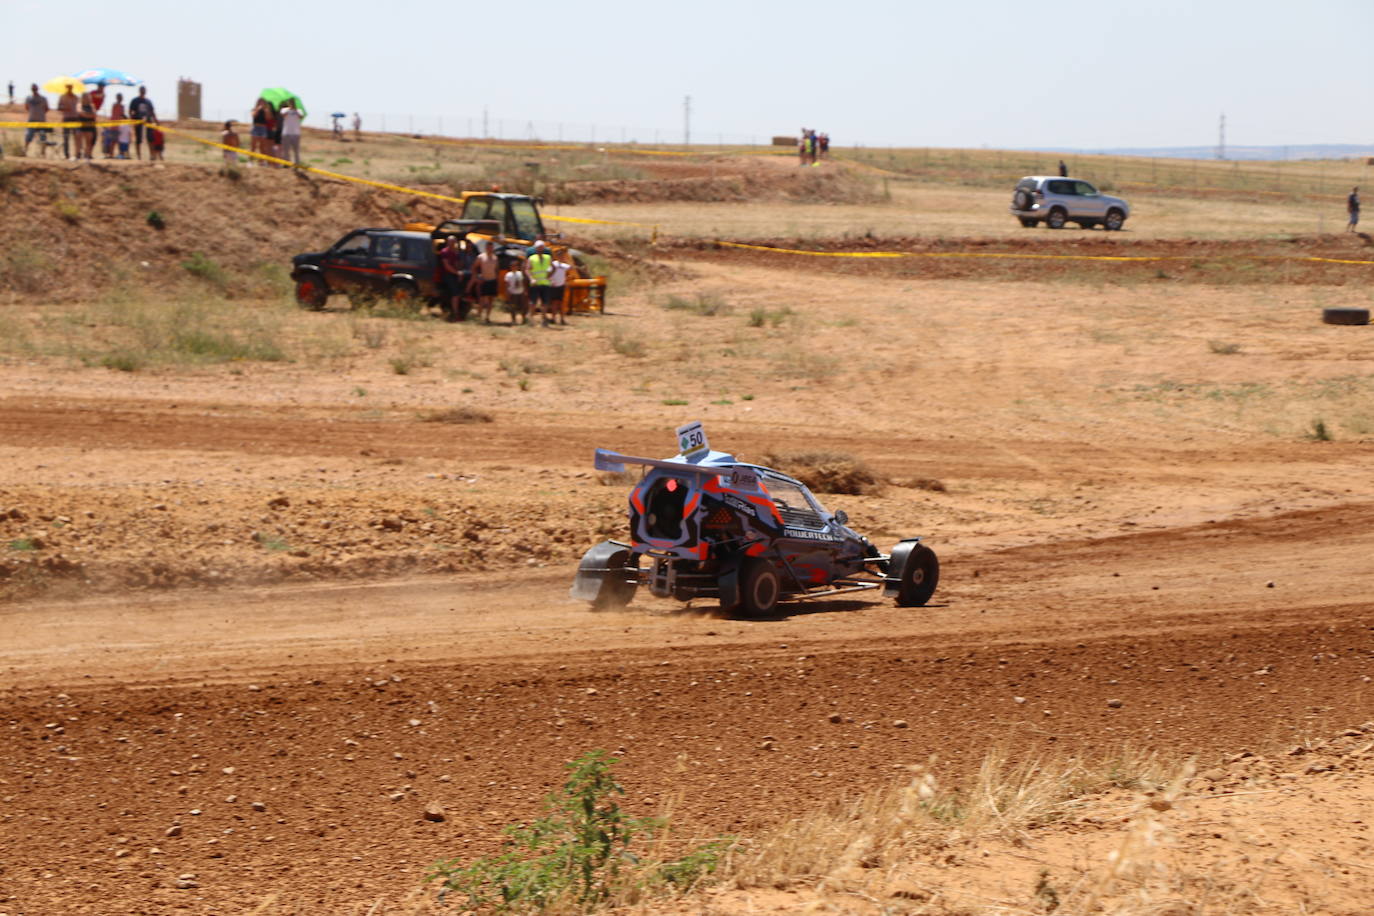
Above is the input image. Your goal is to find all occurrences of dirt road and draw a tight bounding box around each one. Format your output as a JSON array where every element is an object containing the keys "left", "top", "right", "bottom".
[{"left": 3, "top": 479, "right": 1371, "bottom": 912}]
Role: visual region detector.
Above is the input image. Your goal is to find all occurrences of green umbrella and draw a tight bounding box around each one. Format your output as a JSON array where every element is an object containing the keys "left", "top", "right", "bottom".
[{"left": 259, "top": 88, "right": 307, "bottom": 117}]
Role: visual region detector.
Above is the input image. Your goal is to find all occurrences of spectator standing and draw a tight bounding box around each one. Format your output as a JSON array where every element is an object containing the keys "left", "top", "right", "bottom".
[
  {"left": 547, "top": 255, "right": 571, "bottom": 326},
  {"left": 798, "top": 128, "right": 807, "bottom": 166},
  {"left": 278, "top": 100, "right": 303, "bottom": 165},
  {"left": 76, "top": 90, "right": 98, "bottom": 159},
  {"left": 128, "top": 86, "right": 156, "bottom": 159},
  {"left": 819, "top": 132, "right": 829, "bottom": 158},
  {"left": 503, "top": 258, "right": 529, "bottom": 325},
  {"left": 438, "top": 236, "right": 468, "bottom": 321},
  {"left": 22, "top": 84, "right": 50, "bottom": 157},
  {"left": 57, "top": 83, "right": 79, "bottom": 159},
  {"left": 103, "top": 92, "right": 126, "bottom": 158},
  {"left": 1058, "top": 159, "right": 1068, "bottom": 177},
  {"left": 249, "top": 98, "right": 271, "bottom": 161},
  {"left": 7, "top": 81, "right": 13, "bottom": 104},
  {"left": 352, "top": 112, "right": 361, "bottom": 140},
  {"left": 472, "top": 241, "right": 501, "bottom": 323},
  {"left": 111, "top": 93, "right": 130, "bottom": 158},
  {"left": 221, "top": 120, "right": 241, "bottom": 168},
  {"left": 526, "top": 240, "right": 554, "bottom": 325},
  {"left": 1347, "top": 187, "right": 1360, "bottom": 232},
  {"left": 148, "top": 123, "right": 165, "bottom": 160}
]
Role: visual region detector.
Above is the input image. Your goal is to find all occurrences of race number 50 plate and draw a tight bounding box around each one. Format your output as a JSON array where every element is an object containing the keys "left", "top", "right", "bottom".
[{"left": 676, "top": 421, "right": 708, "bottom": 457}]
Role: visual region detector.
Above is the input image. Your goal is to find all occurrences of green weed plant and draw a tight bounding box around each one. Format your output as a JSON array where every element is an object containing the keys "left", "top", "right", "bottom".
[{"left": 428, "top": 750, "right": 726, "bottom": 912}]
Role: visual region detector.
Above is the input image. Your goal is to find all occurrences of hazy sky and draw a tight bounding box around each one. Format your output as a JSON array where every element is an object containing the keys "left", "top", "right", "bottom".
[{"left": 7, "top": 0, "right": 1370, "bottom": 149}]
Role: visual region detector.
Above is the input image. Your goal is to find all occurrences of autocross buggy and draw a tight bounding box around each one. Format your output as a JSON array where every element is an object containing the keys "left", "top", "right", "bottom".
[{"left": 570, "top": 423, "right": 938, "bottom": 617}]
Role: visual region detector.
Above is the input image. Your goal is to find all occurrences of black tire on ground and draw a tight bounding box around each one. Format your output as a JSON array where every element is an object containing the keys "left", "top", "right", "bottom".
[
  {"left": 294, "top": 276, "right": 329, "bottom": 310},
  {"left": 1104, "top": 208, "right": 1125, "bottom": 231},
  {"left": 590, "top": 547, "right": 638, "bottom": 611},
  {"left": 1322, "top": 307, "right": 1370, "bottom": 326},
  {"left": 737, "top": 557, "right": 781, "bottom": 618},
  {"left": 1018, "top": 217, "right": 1038, "bottom": 228},
  {"left": 1012, "top": 189, "right": 1033, "bottom": 211},
  {"left": 388, "top": 281, "right": 420, "bottom": 309},
  {"left": 894, "top": 544, "right": 939, "bottom": 607},
  {"left": 1045, "top": 208, "right": 1067, "bottom": 229},
  {"left": 570, "top": 541, "right": 639, "bottom": 610}
]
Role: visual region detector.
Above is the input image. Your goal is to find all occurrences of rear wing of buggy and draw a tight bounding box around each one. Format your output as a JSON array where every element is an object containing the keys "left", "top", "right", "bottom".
[{"left": 594, "top": 449, "right": 764, "bottom": 496}]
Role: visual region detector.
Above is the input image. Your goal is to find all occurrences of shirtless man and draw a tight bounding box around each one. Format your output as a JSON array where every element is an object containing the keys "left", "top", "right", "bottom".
[{"left": 472, "top": 241, "right": 501, "bottom": 323}]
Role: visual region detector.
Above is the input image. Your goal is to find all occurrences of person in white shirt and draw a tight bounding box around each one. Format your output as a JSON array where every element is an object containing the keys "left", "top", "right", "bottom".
[
  {"left": 502, "top": 259, "right": 529, "bottom": 325},
  {"left": 278, "top": 101, "right": 303, "bottom": 165},
  {"left": 547, "top": 258, "right": 572, "bottom": 326}
]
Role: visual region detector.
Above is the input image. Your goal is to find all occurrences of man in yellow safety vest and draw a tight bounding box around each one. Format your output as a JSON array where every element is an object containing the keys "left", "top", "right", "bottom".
[{"left": 527, "top": 240, "right": 554, "bottom": 326}]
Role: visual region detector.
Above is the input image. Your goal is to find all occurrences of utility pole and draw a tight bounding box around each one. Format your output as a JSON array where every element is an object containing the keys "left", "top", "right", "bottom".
[
  {"left": 1216, "top": 113, "right": 1226, "bottom": 160},
  {"left": 482, "top": 107, "right": 488, "bottom": 139},
  {"left": 683, "top": 95, "right": 691, "bottom": 147}
]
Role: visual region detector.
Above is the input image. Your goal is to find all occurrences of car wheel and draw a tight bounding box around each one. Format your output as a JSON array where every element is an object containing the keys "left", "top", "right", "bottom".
[
  {"left": 737, "top": 557, "right": 781, "bottom": 618},
  {"left": 570, "top": 541, "right": 639, "bottom": 610},
  {"left": 894, "top": 544, "right": 939, "bottom": 607},
  {"left": 1322, "top": 307, "right": 1370, "bottom": 326},
  {"left": 1045, "top": 208, "right": 1067, "bottom": 230},
  {"left": 388, "top": 281, "right": 420, "bottom": 308},
  {"left": 294, "top": 276, "right": 329, "bottom": 310},
  {"left": 1104, "top": 209, "right": 1125, "bottom": 231},
  {"left": 1018, "top": 218, "right": 1038, "bottom": 228},
  {"left": 1012, "top": 189, "right": 1033, "bottom": 211}
]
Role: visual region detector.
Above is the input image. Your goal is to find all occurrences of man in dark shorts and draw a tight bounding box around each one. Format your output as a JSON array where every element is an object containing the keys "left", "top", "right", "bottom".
[
  {"left": 56, "top": 83, "right": 79, "bottom": 159},
  {"left": 1347, "top": 187, "right": 1360, "bottom": 233},
  {"left": 128, "top": 86, "right": 156, "bottom": 159},
  {"left": 437, "top": 236, "right": 470, "bottom": 321},
  {"left": 472, "top": 241, "right": 501, "bottom": 323},
  {"left": 526, "top": 240, "right": 555, "bottom": 325},
  {"left": 23, "top": 84, "right": 50, "bottom": 157}
]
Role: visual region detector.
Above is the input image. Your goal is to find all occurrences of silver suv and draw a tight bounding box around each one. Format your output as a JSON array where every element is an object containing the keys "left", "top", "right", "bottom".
[{"left": 1009, "top": 176, "right": 1129, "bottom": 230}]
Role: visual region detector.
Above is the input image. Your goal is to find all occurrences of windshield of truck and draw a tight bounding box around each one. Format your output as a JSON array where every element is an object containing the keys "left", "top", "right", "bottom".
[
  {"left": 462, "top": 198, "right": 490, "bottom": 220},
  {"left": 509, "top": 198, "right": 543, "bottom": 241}
]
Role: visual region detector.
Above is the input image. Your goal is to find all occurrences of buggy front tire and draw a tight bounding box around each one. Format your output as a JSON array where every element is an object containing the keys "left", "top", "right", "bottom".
[{"left": 893, "top": 544, "right": 939, "bottom": 607}]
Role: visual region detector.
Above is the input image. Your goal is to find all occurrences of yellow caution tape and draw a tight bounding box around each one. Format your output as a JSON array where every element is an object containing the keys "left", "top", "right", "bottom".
[
  {"left": 712, "top": 240, "right": 1374, "bottom": 266},
  {"left": 0, "top": 119, "right": 144, "bottom": 129}
]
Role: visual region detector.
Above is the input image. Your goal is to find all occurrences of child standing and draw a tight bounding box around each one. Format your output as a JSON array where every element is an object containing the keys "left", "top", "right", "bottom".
[
  {"left": 221, "top": 120, "right": 241, "bottom": 168},
  {"left": 148, "top": 125, "right": 165, "bottom": 161},
  {"left": 502, "top": 260, "right": 529, "bottom": 326}
]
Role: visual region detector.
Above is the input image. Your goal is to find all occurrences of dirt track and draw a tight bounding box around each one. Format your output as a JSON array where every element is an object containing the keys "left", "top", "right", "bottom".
[{"left": 2, "top": 401, "right": 1372, "bottom": 912}]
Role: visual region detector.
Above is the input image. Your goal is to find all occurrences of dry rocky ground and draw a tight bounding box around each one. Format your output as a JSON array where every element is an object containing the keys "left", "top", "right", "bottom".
[{"left": 1, "top": 153, "right": 1372, "bottom": 914}]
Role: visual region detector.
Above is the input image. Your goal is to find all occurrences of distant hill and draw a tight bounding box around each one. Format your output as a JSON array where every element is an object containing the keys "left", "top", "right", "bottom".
[{"left": 1047, "top": 143, "right": 1372, "bottom": 162}]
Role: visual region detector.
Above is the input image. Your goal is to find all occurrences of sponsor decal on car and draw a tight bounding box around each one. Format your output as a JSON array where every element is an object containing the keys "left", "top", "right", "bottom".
[{"left": 783, "top": 527, "right": 841, "bottom": 542}]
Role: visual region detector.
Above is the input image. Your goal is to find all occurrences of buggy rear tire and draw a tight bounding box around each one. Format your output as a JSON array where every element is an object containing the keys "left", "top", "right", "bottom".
[
  {"left": 893, "top": 544, "right": 939, "bottom": 607},
  {"left": 570, "top": 541, "right": 639, "bottom": 610},
  {"left": 295, "top": 276, "right": 329, "bottom": 310},
  {"left": 737, "top": 557, "right": 781, "bottom": 618},
  {"left": 1322, "top": 307, "right": 1370, "bottom": 326}
]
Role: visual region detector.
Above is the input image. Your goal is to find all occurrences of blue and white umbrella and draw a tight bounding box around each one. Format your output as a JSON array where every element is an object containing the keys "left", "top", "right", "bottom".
[{"left": 75, "top": 68, "right": 143, "bottom": 87}]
